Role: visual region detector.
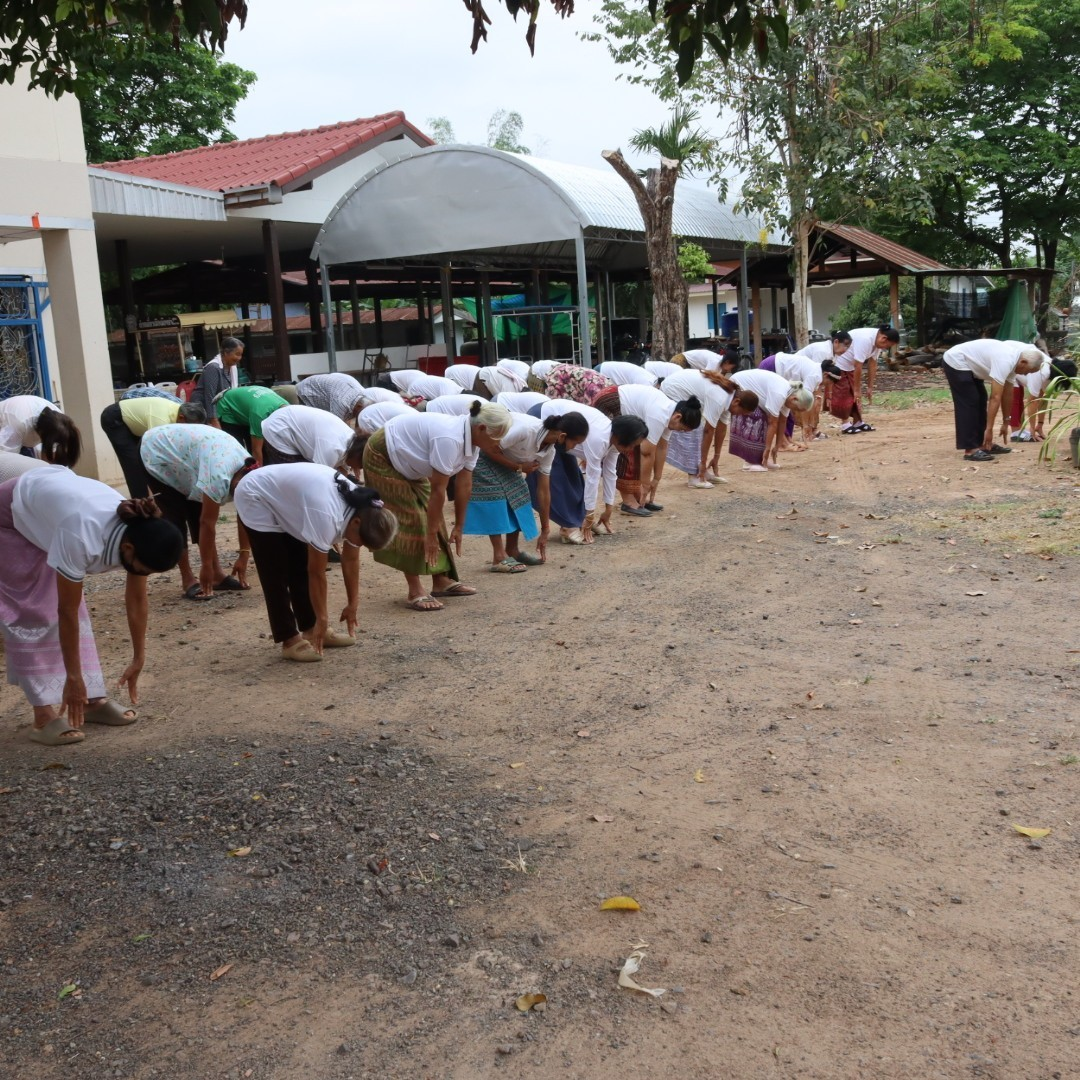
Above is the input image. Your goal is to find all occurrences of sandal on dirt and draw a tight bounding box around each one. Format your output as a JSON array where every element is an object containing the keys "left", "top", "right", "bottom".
[
  {"left": 855, "top": 422, "right": 876, "bottom": 433},
  {"left": 214, "top": 575, "right": 245, "bottom": 591},
  {"left": 184, "top": 583, "right": 213, "bottom": 601},
  {"left": 323, "top": 628, "right": 357, "bottom": 648},
  {"left": 560, "top": 528, "right": 585, "bottom": 545},
  {"left": 510, "top": 551, "right": 544, "bottom": 566},
  {"left": 431, "top": 582, "right": 478, "bottom": 598},
  {"left": 406, "top": 594, "right": 444, "bottom": 611},
  {"left": 282, "top": 639, "right": 322, "bottom": 662},
  {"left": 490, "top": 558, "right": 526, "bottom": 573},
  {"left": 29, "top": 715, "right": 85, "bottom": 746},
  {"left": 84, "top": 700, "right": 138, "bottom": 726},
  {"left": 989, "top": 444, "right": 1012, "bottom": 455},
  {"left": 963, "top": 449, "right": 996, "bottom": 462}
]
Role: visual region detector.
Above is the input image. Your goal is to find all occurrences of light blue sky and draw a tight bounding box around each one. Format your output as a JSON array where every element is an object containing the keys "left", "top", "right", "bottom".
[{"left": 223, "top": 0, "right": 689, "bottom": 172}]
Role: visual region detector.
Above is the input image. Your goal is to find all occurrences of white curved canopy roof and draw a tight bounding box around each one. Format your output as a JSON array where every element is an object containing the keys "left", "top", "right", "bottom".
[{"left": 311, "top": 145, "right": 773, "bottom": 272}]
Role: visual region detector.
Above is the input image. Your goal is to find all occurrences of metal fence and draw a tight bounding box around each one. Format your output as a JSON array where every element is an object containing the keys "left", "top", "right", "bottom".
[{"left": 0, "top": 276, "right": 51, "bottom": 399}]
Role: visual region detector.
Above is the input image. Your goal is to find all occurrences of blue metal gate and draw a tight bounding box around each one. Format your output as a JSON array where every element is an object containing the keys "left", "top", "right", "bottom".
[{"left": 0, "top": 275, "right": 51, "bottom": 400}]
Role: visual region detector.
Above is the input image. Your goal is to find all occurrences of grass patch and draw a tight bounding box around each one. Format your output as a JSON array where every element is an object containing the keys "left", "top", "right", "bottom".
[
  {"left": 874, "top": 388, "right": 953, "bottom": 410},
  {"left": 912, "top": 500, "right": 1080, "bottom": 556}
]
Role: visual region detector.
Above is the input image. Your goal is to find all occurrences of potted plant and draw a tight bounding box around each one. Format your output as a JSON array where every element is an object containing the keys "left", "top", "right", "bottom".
[{"left": 1037, "top": 371, "right": 1080, "bottom": 468}]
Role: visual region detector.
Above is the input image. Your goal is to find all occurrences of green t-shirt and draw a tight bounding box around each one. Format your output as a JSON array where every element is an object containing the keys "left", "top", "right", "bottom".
[{"left": 217, "top": 386, "right": 286, "bottom": 437}]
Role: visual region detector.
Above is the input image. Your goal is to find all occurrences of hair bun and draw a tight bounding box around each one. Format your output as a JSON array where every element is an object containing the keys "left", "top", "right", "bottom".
[{"left": 469, "top": 400, "right": 483, "bottom": 418}]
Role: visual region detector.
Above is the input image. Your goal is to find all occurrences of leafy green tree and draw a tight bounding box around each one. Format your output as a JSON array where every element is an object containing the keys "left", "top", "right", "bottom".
[
  {"left": 604, "top": 105, "right": 717, "bottom": 357},
  {"left": 426, "top": 116, "right": 458, "bottom": 145},
  {"left": 831, "top": 277, "right": 916, "bottom": 334},
  {"left": 1, "top": 0, "right": 247, "bottom": 96},
  {"left": 425, "top": 110, "right": 531, "bottom": 153},
  {"left": 77, "top": 34, "right": 256, "bottom": 162}
]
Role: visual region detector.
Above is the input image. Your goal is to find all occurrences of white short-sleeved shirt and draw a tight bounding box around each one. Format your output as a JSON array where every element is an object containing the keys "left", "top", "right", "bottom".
[
  {"left": 942, "top": 339, "right": 1033, "bottom": 385},
  {"left": 644, "top": 360, "right": 684, "bottom": 381},
  {"left": 597, "top": 361, "right": 657, "bottom": 386},
  {"left": 234, "top": 463, "right": 354, "bottom": 553},
  {"left": 659, "top": 369, "right": 732, "bottom": 428},
  {"left": 617, "top": 384, "right": 677, "bottom": 444},
  {"left": 497, "top": 414, "right": 556, "bottom": 475},
  {"left": 140, "top": 423, "right": 249, "bottom": 505},
  {"left": 358, "top": 386, "right": 406, "bottom": 407},
  {"left": 530, "top": 360, "right": 559, "bottom": 380},
  {"left": 835, "top": 327, "right": 885, "bottom": 372},
  {"left": 771, "top": 352, "right": 823, "bottom": 394},
  {"left": 425, "top": 394, "right": 486, "bottom": 416},
  {"left": 383, "top": 411, "right": 478, "bottom": 480},
  {"left": 296, "top": 372, "right": 366, "bottom": 419},
  {"left": 0, "top": 395, "right": 59, "bottom": 453},
  {"left": 443, "top": 364, "right": 481, "bottom": 391},
  {"left": 409, "top": 375, "right": 463, "bottom": 400},
  {"left": 540, "top": 399, "right": 615, "bottom": 511},
  {"left": 495, "top": 391, "right": 549, "bottom": 414},
  {"left": 388, "top": 369, "right": 425, "bottom": 392},
  {"left": 796, "top": 340, "right": 835, "bottom": 363},
  {"left": 1014, "top": 361, "right": 1055, "bottom": 397},
  {"left": 11, "top": 465, "right": 125, "bottom": 581},
  {"left": 355, "top": 400, "right": 414, "bottom": 435},
  {"left": 731, "top": 369, "right": 793, "bottom": 417},
  {"left": 681, "top": 349, "right": 724, "bottom": 371},
  {"left": 260, "top": 405, "right": 354, "bottom": 468},
  {"left": 476, "top": 363, "right": 527, "bottom": 396}
]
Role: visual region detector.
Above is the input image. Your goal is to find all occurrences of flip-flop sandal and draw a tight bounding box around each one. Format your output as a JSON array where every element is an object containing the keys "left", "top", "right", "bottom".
[
  {"left": 406, "top": 594, "right": 444, "bottom": 611},
  {"left": 282, "top": 639, "right": 322, "bottom": 662},
  {"left": 29, "top": 715, "right": 85, "bottom": 746},
  {"left": 84, "top": 700, "right": 138, "bottom": 726},
  {"left": 490, "top": 558, "right": 526, "bottom": 573},
  {"left": 431, "top": 582, "right": 478, "bottom": 597},
  {"left": 214, "top": 575, "right": 245, "bottom": 591},
  {"left": 989, "top": 445, "right": 1012, "bottom": 455},
  {"left": 184, "top": 583, "right": 213, "bottom": 601},
  {"left": 510, "top": 551, "right": 544, "bottom": 566},
  {"left": 856, "top": 422, "right": 876, "bottom": 433}
]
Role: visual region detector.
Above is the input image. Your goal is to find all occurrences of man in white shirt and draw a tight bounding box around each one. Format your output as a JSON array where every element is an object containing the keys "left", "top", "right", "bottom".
[{"left": 942, "top": 338, "right": 1046, "bottom": 461}]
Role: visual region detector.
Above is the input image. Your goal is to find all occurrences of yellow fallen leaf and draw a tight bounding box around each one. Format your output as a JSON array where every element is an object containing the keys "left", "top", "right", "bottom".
[
  {"left": 600, "top": 895, "right": 641, "bottom": 911},
  {"left": 693, "top": 769, "right": 705, "bottom": 783},
  {"left": 509, "top": 762, "right": 525, "bottom": 769},
  {"left": 209, "top": 963, "right": 234, "bottom": 982},
  {"left": 228, "top": 847, "right": 252, "bottom": 857},
  {"left": 1011, "top": 824, "right": 1051, "bottom": 838},
  {"left": 515, "top": 993, "right": 547, "bottom": 1012},
  {"left": 617, "top": 950, "right": 666, "bottom": 997}
]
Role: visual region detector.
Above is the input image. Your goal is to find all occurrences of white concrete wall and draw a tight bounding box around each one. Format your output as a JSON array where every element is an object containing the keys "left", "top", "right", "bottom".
[
  {"left": 0, "top": 70, "right": 119, "bottom": 483},
  {"left": 807, "top": 280, "right": 865, "bottom": 336},
  {"left": 291, "top": 343, "right": 448, "bottom": 380}
]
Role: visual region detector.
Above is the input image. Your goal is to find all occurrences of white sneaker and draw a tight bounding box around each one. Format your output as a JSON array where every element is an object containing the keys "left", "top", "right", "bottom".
[
  {"left": 704, "top": 471, "right": 726, "bottom": 483},
  {"left": 687, "top": 477, "right": 714, "bottom": 489},
  {"left": 743, "top": 464, "right": 768, "bottom": 473},
  {"left": 766, "top": 461, "right": 781, "bottom": 470}
]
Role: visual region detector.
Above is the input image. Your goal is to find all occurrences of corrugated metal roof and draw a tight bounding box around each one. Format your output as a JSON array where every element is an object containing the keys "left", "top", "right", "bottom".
[
  {"left": 821, "top": 222, "right": 947, "bottom": 272},
  {"left": 88, "top": 168, "right": 225, "bottom": 222},
  {"left": 92, "top": 114, "right": 431, "bottom": 194}
]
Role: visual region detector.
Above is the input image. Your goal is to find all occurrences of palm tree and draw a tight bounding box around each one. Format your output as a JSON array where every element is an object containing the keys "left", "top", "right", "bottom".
[{"left": 604, "top": 106, "right": 717, "bottom": 359}]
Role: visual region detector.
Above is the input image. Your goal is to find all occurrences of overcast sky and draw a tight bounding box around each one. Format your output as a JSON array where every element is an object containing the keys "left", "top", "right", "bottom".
[{"left": 223, "top": 0, "right": 702, "bottom": 174}]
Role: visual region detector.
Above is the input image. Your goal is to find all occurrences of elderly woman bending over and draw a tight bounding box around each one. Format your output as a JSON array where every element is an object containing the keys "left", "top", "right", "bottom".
[
  {"left": 0, "top": 467, "right": 184, "bottom": 745},
  {"left": 362, "top": 400, "right": 513, "bottom": 611}
]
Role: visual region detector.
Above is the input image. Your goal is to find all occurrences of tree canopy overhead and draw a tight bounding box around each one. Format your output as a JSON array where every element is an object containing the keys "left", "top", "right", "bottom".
[
  {"left": 1, "top": 0, "right": 247, "bottom": 96},
  {"left": 77, "top": 33, "right": 256, "bottom": 163}
]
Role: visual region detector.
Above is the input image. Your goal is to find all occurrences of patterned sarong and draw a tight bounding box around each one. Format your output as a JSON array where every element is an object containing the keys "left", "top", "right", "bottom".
[
  {"left": 462, "top": 453, "right": 539, "bottom": 539},
  {"left": 0, "top": 479, "right": 106, "bottom": 706},
  {"left": 828, "top": 370, "right": 862, "bottom": 423},
  {"left": 665, "top": 428, "right": 702, "bottom": 476},
  {"left": 729, "top": 408, "right": 768, "bottom": 465},
  {"left": 362, "top": 430, "right": 457, "bottom": 579}
]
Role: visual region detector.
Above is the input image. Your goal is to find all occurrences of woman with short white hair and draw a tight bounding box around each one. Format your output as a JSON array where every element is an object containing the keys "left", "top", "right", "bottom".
[
  {"left": 362, "top": 401, "right": 513, "bottom": 610},
  {"left": 729, "top": 369, "right": 813, "bottom": 471}
]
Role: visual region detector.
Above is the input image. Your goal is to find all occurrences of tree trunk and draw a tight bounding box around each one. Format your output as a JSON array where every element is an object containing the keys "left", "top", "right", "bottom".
[
  {"left": 791, "top": 214, "right": 813, "bottom": 348},
  {"left": 602, "top": 149, "right": 687, "bottom": 359}
]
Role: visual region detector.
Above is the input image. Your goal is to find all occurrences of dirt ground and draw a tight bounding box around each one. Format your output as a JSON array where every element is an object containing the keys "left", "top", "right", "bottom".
[{"left": 2, "top": 376, "right": 1079, "bottom": 1080}]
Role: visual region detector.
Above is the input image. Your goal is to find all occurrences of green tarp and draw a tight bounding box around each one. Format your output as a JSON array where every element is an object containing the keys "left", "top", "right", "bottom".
[{"left": 996, "top": 280, "right": 1037, "bottom": 343}]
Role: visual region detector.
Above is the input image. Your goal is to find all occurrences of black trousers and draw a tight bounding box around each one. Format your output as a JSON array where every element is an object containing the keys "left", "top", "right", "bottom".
[
  {"left": 944, "top": 364, "right": 988, "bottom": 451},
  {"left": 221, "top": 421, "right": 253, "bottom": 455},
  {"left": 240, "top": 521, "right": 314, "bottom": 643},
  {"left": 152, "top": 480, "right": 202, "bottom": 546},
  {"left": 100, "top": 403, "right": 151, "bottom": 497}
]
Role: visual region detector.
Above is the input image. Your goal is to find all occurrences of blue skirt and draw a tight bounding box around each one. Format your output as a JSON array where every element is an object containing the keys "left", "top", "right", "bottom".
[
  {"left": 463, "top": 452, "right": 538, "bottom": 539},
  {"left": 527, "top": 404, "right": 584, "bottom": 528}
]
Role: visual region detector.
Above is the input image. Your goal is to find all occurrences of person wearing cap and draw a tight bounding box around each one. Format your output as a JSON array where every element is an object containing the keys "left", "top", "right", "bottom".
[{"left": 941, "top": 338, "right": 1048, "bottom": 462}]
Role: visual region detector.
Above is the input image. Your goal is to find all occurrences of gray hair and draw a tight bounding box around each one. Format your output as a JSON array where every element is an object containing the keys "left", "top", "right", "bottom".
[
  {"left": 221, "top": 336, "right": 243, "bottom": 354},
  {"left": 787, "top": 381, "right": 814, "bottom": 412},
  {"left": 469, "top": 400, "right": 513, "bottom": 438},
  {"left": 178, "top": 402, "right": 207, "bottom": 423},
  {"left": 1018, "top": 347, "right": 1044, "bottom": 366}
]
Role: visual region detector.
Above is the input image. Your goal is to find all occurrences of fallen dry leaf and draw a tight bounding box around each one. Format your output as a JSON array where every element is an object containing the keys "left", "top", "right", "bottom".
[
  {"left": 228, "top": 846, "right": 252, "bottom": 858},
  {"left": 600, "top": 895, "right": 641, "bottom": 911},
  {"left": 589, "top": 814, "right": 614, "bottom": 823},
  {"left": 849, "top": 619, "right": 863, "bottom": 625},
  {"left": 515, "top": 993, "right": 547, "bottom": 1012},
  {"left": 1011, "top": 824, "right": 1051, "bottom": 839},
  {"left": 854, "top": 586, "right": 868, "bottom": 593},
  {"left": 576, "top": 729, "right": 591, "bottom": 739},
  {"left": 617, "top": 950, "right": 666, "bottom": 998},
  {"left": 965, "top": 591, "right": 986, "bottom": 597},
  {"left": 693, "top": 769, "right": 705, "bottom": 783},
  {"left": 209, "top": 963, "right": 234, "bottom": 982},
  {"left": 0, "top": 787, "right": 14, "bottom": 795},
  {"left": 509, "top": 762, "right": 525, "bottom": 769}
]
